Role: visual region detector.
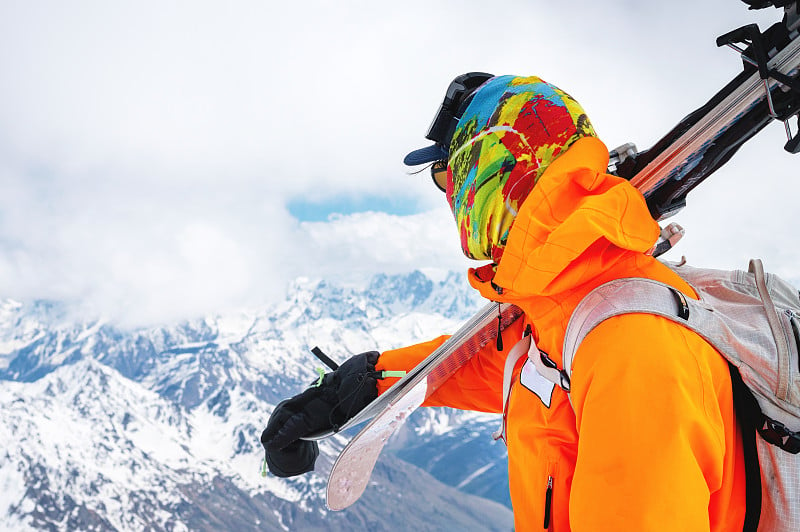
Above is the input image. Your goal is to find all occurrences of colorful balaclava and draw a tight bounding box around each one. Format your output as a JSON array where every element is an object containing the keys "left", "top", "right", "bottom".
[{"left": 446, "top": 75, "right": 597, "bottom": 263}]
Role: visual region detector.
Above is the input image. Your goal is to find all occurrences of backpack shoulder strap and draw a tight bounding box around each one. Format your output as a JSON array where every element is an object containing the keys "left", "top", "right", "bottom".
[{"left": 562, "top": 276, "right": 702, "bottom": 379}]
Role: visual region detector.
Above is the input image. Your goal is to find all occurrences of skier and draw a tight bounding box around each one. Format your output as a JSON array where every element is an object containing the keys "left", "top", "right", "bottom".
[{"left": 262, "top": 74, "right": 748, "bottom": 531}]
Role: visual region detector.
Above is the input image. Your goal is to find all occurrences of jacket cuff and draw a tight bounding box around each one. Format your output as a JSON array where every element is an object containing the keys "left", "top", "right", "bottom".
[{"left": 375, "top": 335, "right": 450, "bottom": 395}]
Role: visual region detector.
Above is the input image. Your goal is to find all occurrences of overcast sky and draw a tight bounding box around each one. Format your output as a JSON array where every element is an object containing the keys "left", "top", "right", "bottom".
[{"left": 0, "top": 1, "right": 796, "bottom": 326}]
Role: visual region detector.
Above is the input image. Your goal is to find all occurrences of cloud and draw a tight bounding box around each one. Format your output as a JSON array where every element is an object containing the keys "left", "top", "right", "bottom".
[
  {"left": 296, "top": 209, "right": 471, "bottom": 279},
  {"left": 0, "top": 0, "right": 797, "bottom": 325}
]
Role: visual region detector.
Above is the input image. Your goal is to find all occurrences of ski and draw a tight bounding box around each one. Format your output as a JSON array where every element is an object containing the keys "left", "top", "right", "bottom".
[
  {"left": 323, "top": 1, "right": 800, "bottom": 511},
  {"left": 323, "top": 301, "right": 522, "bottom": 510},
  {"left": 615, "top": 1, "right": 800, "bottom": 219}
]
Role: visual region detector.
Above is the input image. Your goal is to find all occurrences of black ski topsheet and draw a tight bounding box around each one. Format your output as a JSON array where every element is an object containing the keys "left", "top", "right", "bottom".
[{"left": 618, "top": 9, "right": 800, "bottom": 219}]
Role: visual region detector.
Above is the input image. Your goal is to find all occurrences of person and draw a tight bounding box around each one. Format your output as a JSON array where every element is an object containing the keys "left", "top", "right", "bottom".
[{"left": 262, "top": 73, "right": 748, "bottom": 531}]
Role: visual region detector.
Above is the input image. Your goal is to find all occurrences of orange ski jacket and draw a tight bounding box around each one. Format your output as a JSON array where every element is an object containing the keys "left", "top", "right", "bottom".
[{"left": 376, "top": 137, "right": 747, "bottom": 531}]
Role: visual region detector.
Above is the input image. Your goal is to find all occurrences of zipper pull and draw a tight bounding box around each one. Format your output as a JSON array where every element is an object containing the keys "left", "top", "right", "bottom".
[
  {"left": 543, "top": 475, "right": 553, "bottom": 529},
  {"left": 496, "top": 304, "right": 504, "bottom": 352}
]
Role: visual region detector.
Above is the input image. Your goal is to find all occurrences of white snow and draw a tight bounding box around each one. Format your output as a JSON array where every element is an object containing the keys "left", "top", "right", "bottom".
[{"left": 0, "top": 269, "right": 503, "bottom": 529}]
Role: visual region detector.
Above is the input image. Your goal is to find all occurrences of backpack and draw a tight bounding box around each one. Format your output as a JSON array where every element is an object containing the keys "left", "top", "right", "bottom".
[{"left": 556, "top": 258, "right": 800, "bottom": 532}]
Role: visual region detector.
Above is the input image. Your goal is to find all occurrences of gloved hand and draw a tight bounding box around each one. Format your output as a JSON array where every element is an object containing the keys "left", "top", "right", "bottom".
[{"left": 261, "top": 351, "right": 381, "bottom": 477}]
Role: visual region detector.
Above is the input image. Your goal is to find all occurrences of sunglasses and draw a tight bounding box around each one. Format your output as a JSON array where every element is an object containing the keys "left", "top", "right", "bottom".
[{"left": 430, "top": 160, "right": 448, "bottom": 192}]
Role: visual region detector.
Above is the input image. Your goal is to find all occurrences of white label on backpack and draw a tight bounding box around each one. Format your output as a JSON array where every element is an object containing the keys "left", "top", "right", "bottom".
[{"left": 520, "top": 359, "right": 555, "bottom": 408}]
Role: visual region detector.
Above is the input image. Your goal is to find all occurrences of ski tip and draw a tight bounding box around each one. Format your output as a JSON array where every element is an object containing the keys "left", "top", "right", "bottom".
[
  {"left": 325, "top": 425, "right": 389, "bottom": 511},
  {"left": 326, "top": 475, "right": 368, "bottom": 511}
]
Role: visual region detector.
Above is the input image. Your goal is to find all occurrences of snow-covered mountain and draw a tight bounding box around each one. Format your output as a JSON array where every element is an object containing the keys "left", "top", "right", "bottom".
[{"left": 0, "top": 271, "right": 513, "bottom": 531}]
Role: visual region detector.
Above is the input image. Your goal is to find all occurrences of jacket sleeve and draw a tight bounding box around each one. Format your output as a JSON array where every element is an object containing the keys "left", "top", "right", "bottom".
[
  {"left": 567, "top": 313, "right": 745, "bottom": 531},
  {"left": 375, "top": 316, "right": 526, "bottom": 413}
]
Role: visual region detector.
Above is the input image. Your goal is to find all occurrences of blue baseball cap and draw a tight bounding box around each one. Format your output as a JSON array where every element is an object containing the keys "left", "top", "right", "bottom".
[{"left": 403, "top": 144, "right": 448, "bottom": 166}]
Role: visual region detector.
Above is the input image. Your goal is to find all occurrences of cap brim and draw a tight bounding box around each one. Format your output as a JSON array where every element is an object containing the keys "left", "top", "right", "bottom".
[{"left": 403, "top": 144, "right": 448, "bottom": 166}]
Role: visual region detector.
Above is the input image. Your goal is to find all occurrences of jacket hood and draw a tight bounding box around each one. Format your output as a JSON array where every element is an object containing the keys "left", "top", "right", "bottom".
[
  {"left": 468, "top": 136, "right": 661, "bottom": 300},
  {"left": 447, "top": 75, "right": 596, "bottom": 263}
]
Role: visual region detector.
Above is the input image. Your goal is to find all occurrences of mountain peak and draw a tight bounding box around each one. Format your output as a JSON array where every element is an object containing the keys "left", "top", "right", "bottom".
[{"left": 0, "top": 270, "right": 512, "bottom": 530}]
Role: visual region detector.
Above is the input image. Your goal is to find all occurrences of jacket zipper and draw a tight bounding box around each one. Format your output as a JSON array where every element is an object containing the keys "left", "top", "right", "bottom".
[{"left": 543, "top": 475, "right": 554, "bottom": 529}]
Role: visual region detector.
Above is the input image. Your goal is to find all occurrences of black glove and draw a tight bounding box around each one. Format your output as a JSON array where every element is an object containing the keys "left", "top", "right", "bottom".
[{"left": 261, "top": 351, "right": 380, "bottom": 477}]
